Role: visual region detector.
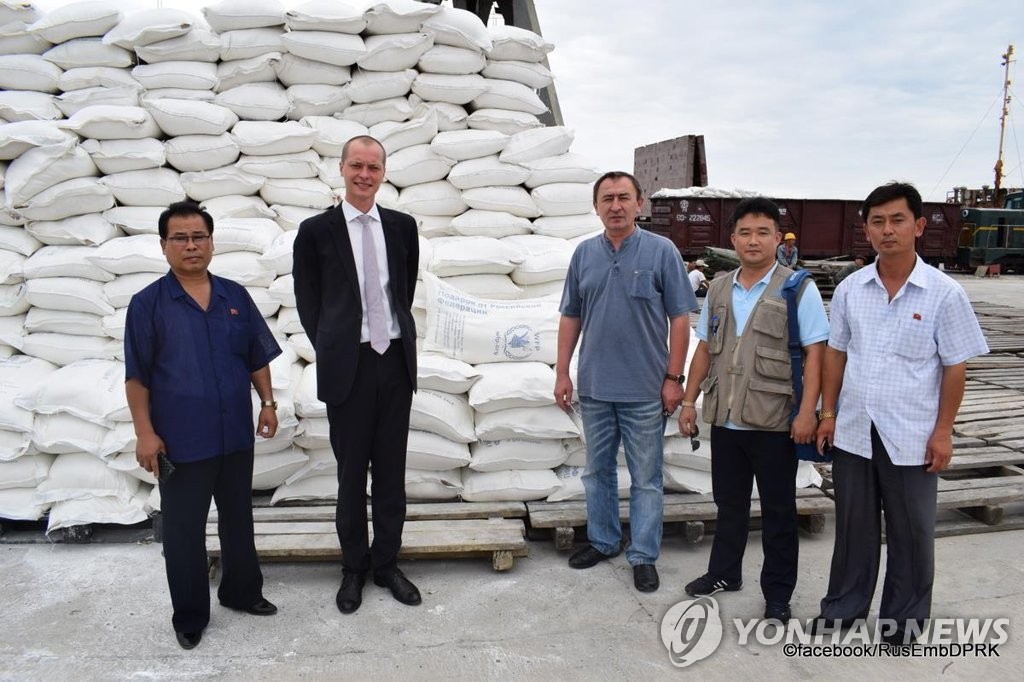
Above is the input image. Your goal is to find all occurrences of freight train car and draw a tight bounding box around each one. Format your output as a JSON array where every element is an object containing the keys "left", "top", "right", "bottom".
[{"left": 647, "top": 194, "right": 962, "bottom": 263}]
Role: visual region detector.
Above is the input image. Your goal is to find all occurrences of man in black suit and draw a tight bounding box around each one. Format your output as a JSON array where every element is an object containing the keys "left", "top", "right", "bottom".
[{"left": 293, "top": 135, "right": 420, "bottom": 614}]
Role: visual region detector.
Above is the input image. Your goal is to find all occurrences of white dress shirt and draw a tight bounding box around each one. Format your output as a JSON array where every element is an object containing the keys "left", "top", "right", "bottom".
[
  {"left": 828, "top": 257, "right": 988, "bottom": 465},
  {"left": 342, "top": 201, "right": 401, "bottom": 342}
]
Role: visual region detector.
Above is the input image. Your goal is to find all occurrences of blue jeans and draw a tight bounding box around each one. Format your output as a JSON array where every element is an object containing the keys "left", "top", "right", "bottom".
[{"left": 580, "top": 396, "right": 665, "bottom": 565}]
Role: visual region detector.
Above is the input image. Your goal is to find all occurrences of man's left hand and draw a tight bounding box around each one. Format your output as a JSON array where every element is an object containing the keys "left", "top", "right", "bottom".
[
  {"left": 257, "top": 406, "right": 278, "bottom": 439},
  {"left": 791, "top": 409, "right": 817, "bottom": 444},
  {"left": 924, "top": 429, "right": 953, "bottom": 472}
]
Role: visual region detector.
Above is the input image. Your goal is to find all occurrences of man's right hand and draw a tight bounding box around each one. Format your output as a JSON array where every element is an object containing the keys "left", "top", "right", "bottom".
[
  {"left": 136, "top": 432, "right": 167, "bottom": 478},
  {"left": 554, "top": 375, "right": 574, "bottom": 412},
  {"left": 678, "top": 405, "right": 698, "bottom": 436},
  {"left": 816, "top": 420, "right": 836, "bottom": 456}
]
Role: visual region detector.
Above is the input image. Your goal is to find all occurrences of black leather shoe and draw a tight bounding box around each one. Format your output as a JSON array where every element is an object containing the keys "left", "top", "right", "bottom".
[
  {"left": 175, "top": 630, "right": 202, "bottom": 650},
  {"left": 568, "top": 544, "right": 621, "bottom": 569},
  {"left": 373, "top": 567, "right": 422, "bottom": 606},
  {"left": 242, "top": 598, "right": 278, "bottom": 616},
  {"left": 764, "top": 602, "right": 792, "bottom": 622},
  {"left": 633, "top": 564, "right": 659, "bottom": 592},
  {"left": 336, "top": 572, "right": 366, "bottom": 614}
]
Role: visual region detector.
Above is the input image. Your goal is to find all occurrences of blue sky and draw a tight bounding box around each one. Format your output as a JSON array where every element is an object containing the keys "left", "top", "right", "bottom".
[{"left": 29, "top": 0, "right": 1024, "bottom": 201}]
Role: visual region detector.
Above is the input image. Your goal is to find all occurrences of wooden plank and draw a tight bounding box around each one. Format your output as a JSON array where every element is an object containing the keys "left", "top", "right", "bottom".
[
  {"left": 208, "top": 518, "right": 528, "bottom": 560},
  {"left": 210, "top": 501, "right": 527, "bottom": 525},
  {"left": 934, "top": 512, "right": 1024, "bottom": 538},
  {"left": 937, "top": 476, "right": 1024, "bottom": 492},
  {"left": 527, "top": 488, "right": 833, "bottom": 529},
  {"left": 935, "top": 486, "right": 1024, "bottom": 508}
]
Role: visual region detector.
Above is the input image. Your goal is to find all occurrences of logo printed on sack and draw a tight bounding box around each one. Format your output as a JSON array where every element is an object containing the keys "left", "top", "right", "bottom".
[
  {"left": 660, "top": 596, "right": 724, "bottom": 667},
  {"left": 501, "top": 324, "right": 538, "bottom": 360}
]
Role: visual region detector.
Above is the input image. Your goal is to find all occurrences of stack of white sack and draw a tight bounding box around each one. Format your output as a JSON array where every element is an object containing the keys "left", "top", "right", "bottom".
[
  {"left": 7, "top": 358, "right": 149, "bottom": 532},
  {"left": 0, "top": 0, "right": 821, "bottom": 517},
  {"left": 0, "top": 354, "right": 57, "bottom": 520}
]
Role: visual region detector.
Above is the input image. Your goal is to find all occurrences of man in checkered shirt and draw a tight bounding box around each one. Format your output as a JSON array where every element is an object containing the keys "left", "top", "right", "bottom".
[{"left": 814, "top": 182, "right": 988, "bottom": 645}]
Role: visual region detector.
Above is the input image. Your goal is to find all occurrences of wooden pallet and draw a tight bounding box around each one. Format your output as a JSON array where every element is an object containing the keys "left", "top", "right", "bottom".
[
  {"left": 206, "top": 502, "right": 528, "bottom": 573},
  {"left": 525, "top": 488, "right": 833, "bottom": 551},
  {"left": 821, "top": 451, "right": 1024, "bottom": 538},
  {"left": 934, "top": 503, "right": 1024, "bottom": 538},
  {"left": 936, "top": 465, "right": 1024, "bottom": 525}
]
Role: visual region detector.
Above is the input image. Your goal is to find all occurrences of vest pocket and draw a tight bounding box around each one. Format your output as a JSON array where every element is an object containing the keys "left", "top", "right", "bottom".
[
  {"left": 754, "top": 345, "right": 792, "bottom": 380},
  {"left": 706, "top": 305, "right": 728, "bottom": 355},
  {"left": 750, "top": 302, "right": 787, "bottom": 339},
  {"left": 739, "top": 377, "right": 791, "bottom": 429},
  {"left": 699, "top": 374, "right": 718, "bottom": 424}
]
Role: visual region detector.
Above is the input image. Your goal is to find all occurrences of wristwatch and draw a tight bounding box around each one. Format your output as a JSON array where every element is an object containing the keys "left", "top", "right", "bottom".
[
  {"left": 260, "top": 399, "right": 278, "bottom": 410},
  {"left": 664, "top": 372, "right": 685, "bottom": 385}
]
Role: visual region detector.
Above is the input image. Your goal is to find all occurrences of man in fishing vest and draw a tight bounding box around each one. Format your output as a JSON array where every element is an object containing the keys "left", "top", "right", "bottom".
[{"left": 678, "top": 197, "right": 829, "bottom": 622}]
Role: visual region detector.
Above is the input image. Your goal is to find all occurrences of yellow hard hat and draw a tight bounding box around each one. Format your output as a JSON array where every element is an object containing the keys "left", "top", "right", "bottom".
[{"left": 784, "top": 232, "right": 796, "bottom": 241}]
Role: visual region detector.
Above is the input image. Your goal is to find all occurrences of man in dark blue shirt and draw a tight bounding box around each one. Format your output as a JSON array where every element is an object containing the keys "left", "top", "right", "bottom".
[{"left": 124, "top": 202, "right": 282, "bottom": 650}]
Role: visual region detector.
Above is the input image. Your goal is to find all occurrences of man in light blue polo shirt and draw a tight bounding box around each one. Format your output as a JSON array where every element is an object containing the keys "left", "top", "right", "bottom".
[
  {"left": 554, "top": 171, "right": 697, "bottom": 593},
  {"left": 678, "top": 197, "right": 830, "bottom": 623}
]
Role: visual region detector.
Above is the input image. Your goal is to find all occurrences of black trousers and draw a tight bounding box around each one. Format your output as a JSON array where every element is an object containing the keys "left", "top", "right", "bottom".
[
  {"left": 326, "top": 341, "right": 413, "bottom": 575},
  {"left": 819, "top": 425, "right": 938, "bottom": 629},
  {"left": 707, "top": 426, "right": 799, "bottom": 604},
  {"left": 159, "top": 448, "right": 263, "bottom": 633}
]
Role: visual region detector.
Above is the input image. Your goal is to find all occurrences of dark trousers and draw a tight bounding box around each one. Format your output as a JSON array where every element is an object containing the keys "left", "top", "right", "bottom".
[
  {"left": 159, "top": 448, "right": 263, "bottom": 633},
  {"left": 326, "top": 341, "right": 413, "bottom": 575},
  {"left": 707, "top": 426, "right": 799, "bottom": 603},
  {"left": 820, "top": 425, "right": 938, "bottom": 629}
]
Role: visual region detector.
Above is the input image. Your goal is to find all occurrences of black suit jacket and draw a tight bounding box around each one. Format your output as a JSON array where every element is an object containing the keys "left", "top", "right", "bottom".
[{"left": 292, "top": 203, "right": 419, "bottom": 405}]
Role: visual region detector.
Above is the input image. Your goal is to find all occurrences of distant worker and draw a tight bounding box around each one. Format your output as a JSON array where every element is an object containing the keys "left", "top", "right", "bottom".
[
  {"left": 679, "top": 197, "right": 829, "bottom": 623},
  {"left": 687, "top": 259, "right": 709, "bottom": 295},
  {"left": 124, "top": 201, "right": 282, "bottom": 651},
  {"left": 555, "top": 171, "right": 698, "bottom": 593},
  {"left": 815, "top": 182, "right": 988, "bottom": 645},
  {"left": 832, "top": 255, "right": 866, "bottom": 285},
  {"left": 776, "top": 232, "right": 799, "bottom": 268}
]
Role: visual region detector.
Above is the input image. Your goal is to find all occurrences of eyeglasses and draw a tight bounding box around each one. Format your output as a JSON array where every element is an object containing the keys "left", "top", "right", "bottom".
[{"left": 165, "top": 234, "right": 211, "bottom": 245}]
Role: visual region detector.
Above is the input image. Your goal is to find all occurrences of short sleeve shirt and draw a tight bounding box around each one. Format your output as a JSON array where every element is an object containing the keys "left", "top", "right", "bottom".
[
  {"left": 124, "top": 272, "right": 282, "bottom": 463},
  {"left": 828, "top": 257, "right": 988, "bottom": 465},
  {"left": 560, "top": 228, "right": 697, "bottom": 401}
]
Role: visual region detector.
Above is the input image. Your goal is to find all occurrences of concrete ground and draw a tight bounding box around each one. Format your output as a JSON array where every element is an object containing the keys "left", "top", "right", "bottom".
[
  {"left": 1, "top": 272, "right": 1021, "bottom": 681},
  {"left": 1, "top": 519, "right": 1021, "bottom": 681}
]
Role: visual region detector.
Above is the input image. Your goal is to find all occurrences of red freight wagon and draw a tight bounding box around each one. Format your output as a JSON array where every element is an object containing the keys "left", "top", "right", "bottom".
[{"left": 647, "top": 195, "right": 962, "bottom": 263}]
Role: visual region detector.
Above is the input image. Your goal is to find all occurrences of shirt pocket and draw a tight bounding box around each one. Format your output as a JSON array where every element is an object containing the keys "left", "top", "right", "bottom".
[
  {"left": 893, "top": 319, "right": 936, "bottom": 360},
  {"left": 754, "top": 345, "right": 792, "bottom": 381},
  {"left": 228, "top": 317, "right": 249, "bottom": 357},
  {"left": 630, "top": 269, "right": 657, "bottom": 299}
]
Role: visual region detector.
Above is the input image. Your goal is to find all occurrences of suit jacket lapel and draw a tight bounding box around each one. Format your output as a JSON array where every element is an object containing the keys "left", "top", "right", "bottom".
[{"left": 327, "top": 206, "right": 361, "bottom": 301}]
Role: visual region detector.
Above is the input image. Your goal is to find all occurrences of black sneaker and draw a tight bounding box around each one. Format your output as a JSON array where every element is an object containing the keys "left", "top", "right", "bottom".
[
  {"left": 684, "top": 573, "right": 742, "bottom": 597},
  {"left": 764, "top": 602, "right": 792, "bottom": 622}
]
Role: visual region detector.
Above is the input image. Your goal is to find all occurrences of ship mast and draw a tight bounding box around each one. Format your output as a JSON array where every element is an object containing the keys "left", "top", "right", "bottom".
[{"left": 994, "top": 44, "right": 1014, "bottom": 198}]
